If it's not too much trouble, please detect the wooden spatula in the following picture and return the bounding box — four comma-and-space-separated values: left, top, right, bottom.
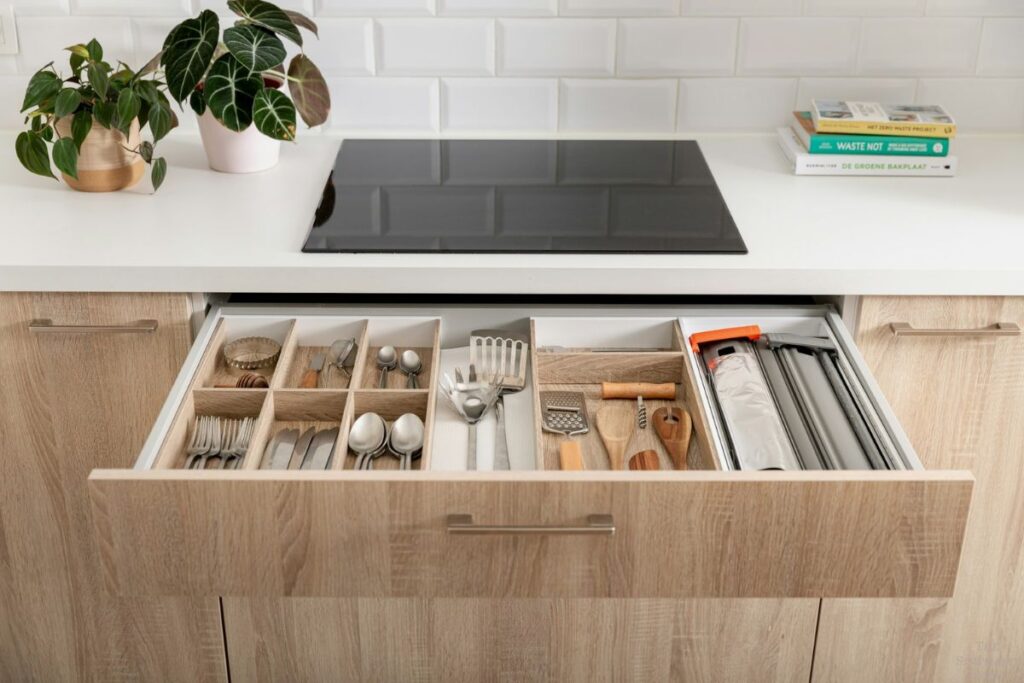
652, 407, 691, 470
596, 403, 634, 470
629, 450, 660, 470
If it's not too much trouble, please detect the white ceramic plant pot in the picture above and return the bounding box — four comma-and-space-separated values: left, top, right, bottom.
196, 109, 280, 174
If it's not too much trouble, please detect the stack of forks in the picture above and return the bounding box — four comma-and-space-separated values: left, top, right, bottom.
184, 416, 256, 470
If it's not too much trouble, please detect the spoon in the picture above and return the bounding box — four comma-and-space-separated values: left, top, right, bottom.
464, 397, 486, 470
376, 346, 398, 389
399, 349, 422, 389
349, 412, 386, 470
328, 338, 357, 380
389, 413, 425, 470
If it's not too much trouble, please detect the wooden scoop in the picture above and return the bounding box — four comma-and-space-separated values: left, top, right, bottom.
652, 407, 691, 470
596, 403, 634, 470
629, 450, 660, 470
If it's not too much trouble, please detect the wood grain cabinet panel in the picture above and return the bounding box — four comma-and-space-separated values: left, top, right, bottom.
0, 293, 226, 682
814, 296, 1024, 683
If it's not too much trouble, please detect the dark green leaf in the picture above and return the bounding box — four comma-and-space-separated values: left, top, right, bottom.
161, 10, 220, 102
138, 140, 154, 163
71, 110, 92, 149
52, 137, 79, 179
15, 131, 55, 179
88, 62, 109, 99
223, 24, 286, 74
204, 53, 263, 131
151, 157, 167, 192
189, 89, 207, 116
148, 100, 173, 141
116, 88, 141, 131
93, 100, 115, 128
138, 99, 150, 128
41, 126, 54, 142
227, 0, 302, 46
136, 80, 161, 105
287, 54, 330, 127
54, 88, 82, 118
86, 38, 103, 62
282, 9, 317, 38
21, 70, 62, 112
252, 87, 295, 141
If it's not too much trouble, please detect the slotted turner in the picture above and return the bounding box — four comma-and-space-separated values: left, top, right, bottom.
470, 329, 530, 470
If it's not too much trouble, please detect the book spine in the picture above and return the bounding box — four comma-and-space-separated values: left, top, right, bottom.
793, 156, 957, 177
807, 135, 949, 157
814, 119, 957, 138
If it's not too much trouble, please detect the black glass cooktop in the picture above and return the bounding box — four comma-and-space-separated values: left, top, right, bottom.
303, 140, 746, 254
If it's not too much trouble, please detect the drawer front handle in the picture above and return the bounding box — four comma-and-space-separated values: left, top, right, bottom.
446, 513, 615, 536
29, 318, 159, 334
890, 322, 1021, 338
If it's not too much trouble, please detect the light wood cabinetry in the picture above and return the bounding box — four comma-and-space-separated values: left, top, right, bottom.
0, 293, 226, 682
814, 296, 1024, 682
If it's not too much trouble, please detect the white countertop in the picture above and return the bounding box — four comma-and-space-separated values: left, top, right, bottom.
1, 132, 1022, 296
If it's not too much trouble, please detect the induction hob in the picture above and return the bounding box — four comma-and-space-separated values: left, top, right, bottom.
302, 140, 746, 254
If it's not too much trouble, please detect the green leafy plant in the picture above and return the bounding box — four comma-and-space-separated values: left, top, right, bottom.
16, 38, 177, 190
161, 0, 330, 140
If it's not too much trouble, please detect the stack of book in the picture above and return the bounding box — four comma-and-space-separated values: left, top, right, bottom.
777, 100, 957, 177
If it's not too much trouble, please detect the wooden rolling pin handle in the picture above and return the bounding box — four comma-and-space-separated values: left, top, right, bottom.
300, 369, 319, 389
560, 441, 585, 471
601, 382, 676, 400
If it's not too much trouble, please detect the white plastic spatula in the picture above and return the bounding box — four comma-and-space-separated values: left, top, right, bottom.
470, 329, 530, 470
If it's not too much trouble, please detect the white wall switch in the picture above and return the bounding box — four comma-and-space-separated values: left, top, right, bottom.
0, 5, 19, 55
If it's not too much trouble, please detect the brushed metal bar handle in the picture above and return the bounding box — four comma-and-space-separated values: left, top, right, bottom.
446, 513, 615, 536
29, 318, 159, 334
890, 322, 1021, 338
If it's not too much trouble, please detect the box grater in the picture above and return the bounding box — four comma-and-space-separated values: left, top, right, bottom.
539, 391, 590, 437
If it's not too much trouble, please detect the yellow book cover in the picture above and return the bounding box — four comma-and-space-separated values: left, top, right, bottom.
811, 100, 957, 138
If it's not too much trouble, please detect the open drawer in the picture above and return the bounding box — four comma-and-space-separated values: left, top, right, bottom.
88, 303, 972, 599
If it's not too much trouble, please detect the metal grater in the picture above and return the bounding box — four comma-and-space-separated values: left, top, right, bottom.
540, 391, 590, 437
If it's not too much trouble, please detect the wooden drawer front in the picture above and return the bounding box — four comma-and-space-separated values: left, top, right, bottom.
88, 470, 970, 599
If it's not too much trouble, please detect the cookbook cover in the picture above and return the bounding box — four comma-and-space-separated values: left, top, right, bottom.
791, 112, 950, 156
810, 100, 958, 138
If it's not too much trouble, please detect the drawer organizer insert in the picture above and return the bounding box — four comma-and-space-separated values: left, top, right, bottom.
146, 308, 917, 474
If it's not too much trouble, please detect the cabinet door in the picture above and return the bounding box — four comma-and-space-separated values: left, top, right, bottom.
813, 296, 1024, 683
221, 597, 817, 682
0, 293, 226, 682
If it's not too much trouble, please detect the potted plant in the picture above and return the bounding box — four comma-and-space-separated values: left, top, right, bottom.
161, 0, 330, 173
16, 39, 176, 192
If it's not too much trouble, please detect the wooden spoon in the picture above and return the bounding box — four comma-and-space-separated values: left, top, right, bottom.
596, 403, 634, 471
629, 450, 660, 470
652, 407, 692, 470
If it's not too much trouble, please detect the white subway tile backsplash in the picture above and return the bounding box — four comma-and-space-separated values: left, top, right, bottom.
796, 78, 918, 109
498, 19, 615, 76
560, 0, 679, 16
376, 19, 494, 76
678, 78, 797, 131
682, 0, 802, 16
131, 18, 179, 68
9, 0, 70, 14
927, 0, 1024, 16
303, 19, 374, 76
200, 0, 313, 10
617, 18, 736, 76
71, 0, 189, 15
316, 0, 435, 15
1, 76, 31, 128
917, 78, 1024, 131
739, 18, 859, 76
442, 78, 557, 131
858, 18, 982, 75
328, 77, 440, 131
977, 19, 1024, 76
560, 79, 677, 132
15, 16, 134, 72
806, 0, 926, 16
439, 0, 555, 15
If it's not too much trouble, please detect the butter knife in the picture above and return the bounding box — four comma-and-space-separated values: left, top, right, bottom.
268, 429, 298, 470
304, 428, 339, 470
287, 427, 317, 470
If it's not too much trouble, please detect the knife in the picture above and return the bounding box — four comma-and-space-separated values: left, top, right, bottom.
260, 431, 282, 469
303, 427, 340, 470
268, 429, 298, 470
300, 353, 327, 388
286, 427, 317, 470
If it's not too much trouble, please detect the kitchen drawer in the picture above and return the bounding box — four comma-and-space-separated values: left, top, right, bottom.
88, 304, 972, 599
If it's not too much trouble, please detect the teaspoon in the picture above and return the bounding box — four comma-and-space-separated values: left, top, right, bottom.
389, 413, 425, 470
349, 412, 386, 470
399, 349, 422, 389
376, 346, 398, 389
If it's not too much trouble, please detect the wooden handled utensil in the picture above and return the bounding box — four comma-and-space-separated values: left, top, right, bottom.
628, 450, 660, 470
601, 382, 676, 400
596, 403, 635, 470
559, 441, 585, 471
652, 407, 691, 470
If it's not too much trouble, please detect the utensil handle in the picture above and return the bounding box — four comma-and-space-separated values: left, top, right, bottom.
300, 369, 319, 388
493, 400, 510, 470
559, 440, 585, 470
447, 514, 614, 536
28, 318, 158, 334
601, 382, 676, 400
467, 423, 477, 471
889, 322, 1021, 338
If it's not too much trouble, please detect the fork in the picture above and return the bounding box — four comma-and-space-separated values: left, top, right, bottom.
184, 416, 212, 469
193, 417, 223, 470
222, 418, 255, 469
